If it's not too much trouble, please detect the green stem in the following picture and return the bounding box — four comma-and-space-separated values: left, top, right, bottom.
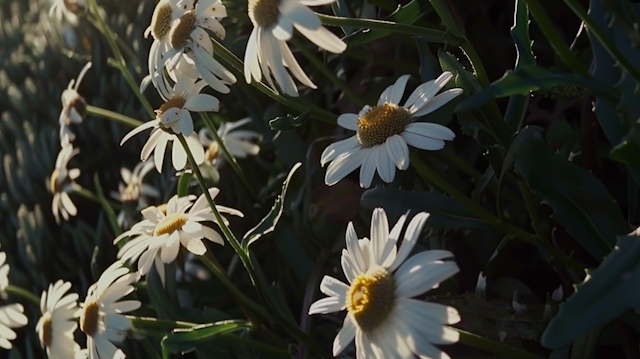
5, 285, 40, 305
524, 0, 589, 75
200, 113, 258, 200
518, 180, 550, 242
87, 0, 154, 117
459, 40, 490, 88
410, 153, 588, 270
289, 37, 365, 107
94, 174, 122, 237
72, 185, 122, 209
208, 38, 337, 123
225, 335, 291, 357
128, 316, 196, 330
317, 14, 463, 46
561, 0, 640, 82
458, 330, 546, 359
86, 105, 142, 128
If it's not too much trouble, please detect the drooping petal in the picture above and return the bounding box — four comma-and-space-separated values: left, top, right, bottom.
325, 148, 368, 186
294, 24, 347, 54
308, 296, 344, 315
401, 131, 445, 151
389, 212, 430, 272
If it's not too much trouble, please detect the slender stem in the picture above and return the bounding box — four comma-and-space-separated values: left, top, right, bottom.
87, 0, 154, 117
458, 330, 546, 359
93, 174, 122, 236
289, 37, 365, 107
72, 185, 122, 209
459, 40, 490, 88
5, 285, 40, 305
86, 105, 142, 128
524, 0, 589, 75
200, 113, 258, 200
208, 37, 338, 123
317, 14, 464, 46
410, 153, 588, 270
224, 335, 291, 357
561, 0, 640, 82
128, 316, 196, 330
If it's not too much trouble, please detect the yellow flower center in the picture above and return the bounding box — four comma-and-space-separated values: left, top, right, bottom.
80, 300, 100, 336
346, 265, 396, 333
154, 213, 188, 236
41, 312, 53, 347
248, 0, 282, 28
157, 96, 186, 118
156, 203, 168, 215
170, 10, 197, 49
121, 182, 140, 203
150, 1, 173, 40
49, 169, 60, 194
356, 102, 412, 148
205, 141, 220, 163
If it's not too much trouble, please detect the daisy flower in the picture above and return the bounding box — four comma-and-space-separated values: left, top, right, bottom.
309, 208, 461, 358
156, 0, 236, 94
79, 261, 141, 359
50, 0, 87, 25
198, 118, 260, 165
120, 77, 213, 173
114, 188, 243, 277
0, 304, 28, 350
36, 280, 82, 359
49, 144, 81, 223
58, 62, 91, 146
321, 72, 463, 188
111, 161, 160, 229
0, 252, 8, 297
244, 0, 347, 96
142, 0, 194, 95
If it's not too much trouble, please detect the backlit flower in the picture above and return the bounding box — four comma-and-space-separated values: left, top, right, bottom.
58, 62, 91, 146
309, 208, 461, 358
50, 0, 87, 25
321, 73, 463, 188
244, 0, 346, 96
114, 188, 242, 276
80, 261, 141, 359
0, 304, 28, 350
36, 280, 82, 359
49, 144, 81, 223
199, 118, 260, 165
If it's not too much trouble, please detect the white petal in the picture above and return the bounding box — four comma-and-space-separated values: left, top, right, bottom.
370, 208, 389, 267
359, 148, 377, 188
120, 120, 160, 146
279, 1, 321, 30
401, 131, 445, 151
411, 89, 464, 117
320, 136, 359, 166
320, 275, 349, 298
186, 133, 205, 165
404, 122, 455, 141
184, 94, 220, 112
397, 297, 461, 325
405, 72, 454, 108
390, 212, 430, 272
385, 134, 410, 170
325, 148, 368, 186
172, 141, 188, 170
341, 249, 359, 283
333, 315, 357, 356
294, 24, 347, 54
337, 113, 359, 131
389, 75, 411, 105
308, 296, 344, 315
345, 222, 365, 273
376, 144, 395, 183
272, 18, 294, 41
279, 40, 316, 88
395, 259, 459, 298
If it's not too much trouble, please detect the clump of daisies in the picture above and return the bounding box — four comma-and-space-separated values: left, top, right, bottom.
321, 72, 463, 188
244, 0, 347, 96
309, 208, 461, 358
199, 118, 261, 166
36, 280, 82, 359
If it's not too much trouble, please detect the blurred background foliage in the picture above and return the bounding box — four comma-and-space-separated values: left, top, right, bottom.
2, 0, 640, 357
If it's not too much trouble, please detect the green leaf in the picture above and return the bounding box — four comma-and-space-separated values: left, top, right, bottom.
268, 113, 310, 131
177, 172, 192, 197
514, 133, 628, 260
361, 188, 494, 231
161, 320, 251, 354
511, 0, 535, 69
345, 0, 429, 47
500, 125, 543, 181
428, 0, 465, 38
610, 120, 640, 172
242, 162, 301, 249
542, 233, 640, 348
457, 65, 619, 113
438, 50, 483, 96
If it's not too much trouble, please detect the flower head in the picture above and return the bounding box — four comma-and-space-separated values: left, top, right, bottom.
244, 0, 346, 96
152, 0, 236, 94
199, 118, 260, 165
309, 208, 461, 358
49, 144, 81, 223
114, 188, 242, 276
80, 261, 141, 359
50, 0, 87, 25
36, 280, 82, 359
321, 73, 463, 188
0, 303, 28, 349
58, 62, 91, 146
121, 77, 213, 173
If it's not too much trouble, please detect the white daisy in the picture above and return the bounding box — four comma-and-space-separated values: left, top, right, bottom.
79, 261, 141, 359
120, 77, 213, 173
0, 303, 28, 350
244, 0, 347, 96
321, 72, 463, 188
114, 188, 243, 277
309, 208, 461, 358
36, 280, 82, 359
198, 118, 260, 165
141, 0, 194, 95
155, 0, 236, 94
0, 252, 8, 298
111, 161, 160, 229
58, 62, 92, 146
49, 144, 81, 223
50, 0, 87, 26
